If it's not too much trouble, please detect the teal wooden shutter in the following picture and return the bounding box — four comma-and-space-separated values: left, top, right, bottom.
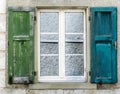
8, 7, 34, 84
90, 7, 117, 83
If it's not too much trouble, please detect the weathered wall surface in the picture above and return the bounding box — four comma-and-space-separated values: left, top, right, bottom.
0, 0, 6, 89
0, 0, 120, 94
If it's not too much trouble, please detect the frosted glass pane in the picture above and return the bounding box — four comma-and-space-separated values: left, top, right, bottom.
65, 43, 83, 54
40, 56, 59, 76
65, 12, 83, 33
66, 34, 83, 41
65, 55, 84, 76
40, 12, 59, 33
40, 43, 58, 54
40, 34, 58, 41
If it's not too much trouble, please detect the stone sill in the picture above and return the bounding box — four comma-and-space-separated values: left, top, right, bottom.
29, 83, 97, 90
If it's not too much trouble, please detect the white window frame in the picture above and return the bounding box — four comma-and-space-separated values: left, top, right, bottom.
37, 9, 87, 82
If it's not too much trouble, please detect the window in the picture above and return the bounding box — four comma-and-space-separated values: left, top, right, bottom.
37, 10, 86, 82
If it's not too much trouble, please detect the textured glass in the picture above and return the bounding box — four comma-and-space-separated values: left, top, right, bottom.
65, 12, 83, 33
65, 43, 83, 54
65, 55, 84, 76
40, 43, 58, 54
40, 34, 58, 41
66, 34, 83, 41
40, 56, 59, 76
40, 12, 59, 33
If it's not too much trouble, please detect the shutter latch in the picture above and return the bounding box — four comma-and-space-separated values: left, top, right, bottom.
113, 41, 117, 49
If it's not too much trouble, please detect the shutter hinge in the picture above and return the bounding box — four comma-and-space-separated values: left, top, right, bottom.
8, 41, 9, 46
34, 16, 36, 21
8, 76, 13, 84
33, 71, 37, 76
89, 16, 91, 21
89, 71, 91, 76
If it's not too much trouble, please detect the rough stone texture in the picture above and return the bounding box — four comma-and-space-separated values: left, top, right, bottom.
0, 0, 6, 13
28, 89, 120, 94
0, 89, 26, 94
0, 89, 120, 94
92, 0, 117, 6
8, 0, 92, 6
0, 52, 5, 70
0, 70, 5, 88
0, 15, 6, 32
0, 33, 6, 51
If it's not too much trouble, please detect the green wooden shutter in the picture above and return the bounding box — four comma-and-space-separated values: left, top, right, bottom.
8, 7, 34, 84
90, 7, 117, 83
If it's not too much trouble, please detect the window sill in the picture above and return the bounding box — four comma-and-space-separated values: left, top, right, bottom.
29, 82, 97, 89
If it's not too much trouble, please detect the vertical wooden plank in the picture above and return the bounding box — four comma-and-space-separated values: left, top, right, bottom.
111, 8, 117, 83
29, 11, 34, 83
8, 11, 13, 84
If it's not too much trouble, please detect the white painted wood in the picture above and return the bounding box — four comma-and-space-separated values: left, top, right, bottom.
41, 33, 58, 34
59, 10, 65, 77
65, 33, 84, 34
37, 10, 41, 82
38, 9, 86, 82
40, 40, 58, 42
66, 54, 83, 56
83, 10, 87, 80
41, 54, 58, 56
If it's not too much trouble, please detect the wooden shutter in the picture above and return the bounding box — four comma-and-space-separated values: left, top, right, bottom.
90, 7, 117, 83
8, 7, 34, 84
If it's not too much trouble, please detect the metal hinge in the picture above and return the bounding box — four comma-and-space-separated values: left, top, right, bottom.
89, 16, 91, 21
89, 71, 91, 76
34, 16, 36, 21
33, 71, 37, 76
8, 41, 9, 46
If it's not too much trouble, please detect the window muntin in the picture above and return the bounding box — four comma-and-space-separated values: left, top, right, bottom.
38, 10, 86, 82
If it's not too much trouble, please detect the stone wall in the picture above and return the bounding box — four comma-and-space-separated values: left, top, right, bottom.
0, 0, 6, 89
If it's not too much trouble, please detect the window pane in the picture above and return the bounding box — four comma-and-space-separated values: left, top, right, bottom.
40, 56, 59, 76
65, 43, 83, 54
40, 43, 58, 54
40, 12, 59, 33
40, 34, 58, 41
65, 12, 84, 33
40, 12, 59, 77
66, 34, 83, 42
65, 55, 84, 76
